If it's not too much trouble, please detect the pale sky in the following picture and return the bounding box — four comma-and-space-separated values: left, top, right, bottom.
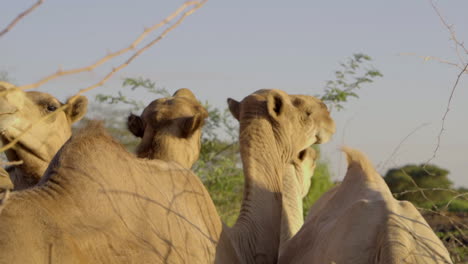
1, 0, 467, 186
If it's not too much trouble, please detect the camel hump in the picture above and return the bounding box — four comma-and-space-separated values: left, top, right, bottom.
173, 88, 196, 100
341, 146, 380, 183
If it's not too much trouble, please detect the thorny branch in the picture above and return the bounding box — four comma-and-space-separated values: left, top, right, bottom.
74, 0, 207, 97
0, 0, 45, 38
429, 0, 468, 56
401, 1, 468, 74
425, 62, 468, 166
6, 0, 205, 92
399, 53, 468, 74
0, 0, 208, 154
377, 122, 429, 172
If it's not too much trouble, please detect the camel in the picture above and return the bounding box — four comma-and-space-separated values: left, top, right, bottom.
130, 89, 330, 262
127, 88, 208, 168
0, 121, 222, 263
278, 147, 453, 264
0, 81, 88, 190
224, 90, 335, 263
280, 147, 317, 248
0, 89, 335, 263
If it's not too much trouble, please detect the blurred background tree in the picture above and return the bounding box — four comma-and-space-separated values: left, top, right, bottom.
385, 164, 468, 212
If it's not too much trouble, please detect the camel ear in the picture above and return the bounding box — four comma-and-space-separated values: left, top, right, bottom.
66, 96, 88, 123
227, 98, 240, 121
266, 92, 286, 120
127, 114, 144, 138
173, 88, 196, 101
180, 113, 206, 138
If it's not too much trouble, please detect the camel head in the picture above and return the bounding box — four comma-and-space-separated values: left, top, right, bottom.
0, 82, 88, 185
127, 88, 208, 168
228, 89, 335, 162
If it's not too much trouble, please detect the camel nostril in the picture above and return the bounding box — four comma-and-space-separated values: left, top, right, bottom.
315, 134, 322, 144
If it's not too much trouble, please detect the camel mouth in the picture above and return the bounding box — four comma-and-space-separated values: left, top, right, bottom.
315, 134, 323, 144
1, 134, 47, 164
315, 126, 335, 144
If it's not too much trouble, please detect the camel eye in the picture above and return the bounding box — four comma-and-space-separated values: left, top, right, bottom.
46, 105, 57, 112
306, 111, 312, 116
293, 98, 303, 107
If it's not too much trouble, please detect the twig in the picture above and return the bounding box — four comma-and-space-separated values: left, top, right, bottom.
0, 0, 45, 38
400, 168, 439, 210
0, 104, 70, 153
10, 1, 204, 92
443, 192, 468, 211
377, 122, 429, 171
425, 62, 468, 166
429, 0, 468, 55
399, 53, 468, 74
0, 160, 24, 167
393, 187, 465, 198
417, 206, 468, 232
74, 0, 207, 97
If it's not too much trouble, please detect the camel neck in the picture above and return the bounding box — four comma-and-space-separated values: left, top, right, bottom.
230, 119, 285, 264
8, 166, 42, 191
279, 163, 304, 248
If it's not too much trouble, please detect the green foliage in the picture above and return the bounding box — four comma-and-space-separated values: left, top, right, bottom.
95, 77, 169, 111
440, 199, 468, 212
302, 160, 334, 216
383, 164, 468, 210
320, 53, 383, 111
194, 139, 243, 226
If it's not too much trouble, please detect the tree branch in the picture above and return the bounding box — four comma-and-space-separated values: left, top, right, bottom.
13, 1, 205, 91
0, 0, 44, 38
0, 1, 208, 153
425, 62, 468, 166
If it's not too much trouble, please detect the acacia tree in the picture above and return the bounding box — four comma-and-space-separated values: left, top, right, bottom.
385, 164, 452, 207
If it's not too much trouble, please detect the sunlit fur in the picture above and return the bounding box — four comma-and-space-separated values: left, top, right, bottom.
128, 88, 208, 169
278, 147, 452, 264
226, 89, 335, 263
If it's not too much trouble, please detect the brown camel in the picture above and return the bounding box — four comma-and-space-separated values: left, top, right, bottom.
278, 147, 453, 264
127, 88, 208, 168
0, 89, 335, 263
0, 81, 88, 190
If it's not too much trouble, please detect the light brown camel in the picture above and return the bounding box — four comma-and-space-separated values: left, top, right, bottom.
0, 81, 88, 190
278, 147, 453, 264
224, 90, 335, 263
280, 147, 317, 248
0, 89, 335, 263
0, 121, 222, 263
127, 88, 208, 169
